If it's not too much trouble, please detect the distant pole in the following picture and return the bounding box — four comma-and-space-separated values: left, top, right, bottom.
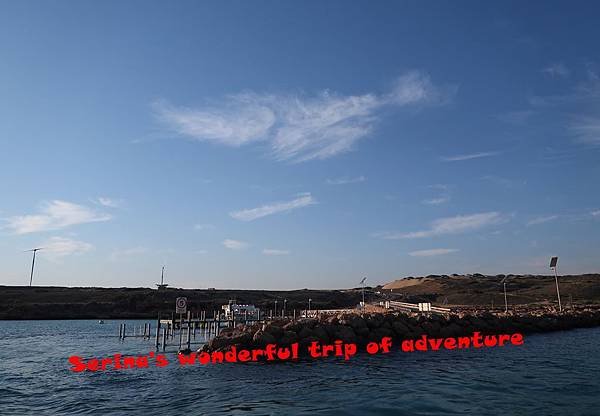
283, 299, 287, 317
360, 277, 367, 311
550, 256, 562, 312
161, 266, 165, 285
308, 298, 312, 312
503, 281, 508, 313
26, 248, 43, 287
274, 300, 278, 318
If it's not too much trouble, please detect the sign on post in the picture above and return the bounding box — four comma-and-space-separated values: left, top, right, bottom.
175, 297, 187, 314
418, 302, 432, 312
550, 256, 558, 268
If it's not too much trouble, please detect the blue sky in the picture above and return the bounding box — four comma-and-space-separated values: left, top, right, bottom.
1, 1, 599, 289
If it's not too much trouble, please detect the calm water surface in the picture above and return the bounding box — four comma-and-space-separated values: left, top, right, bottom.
0, 320, 599, 415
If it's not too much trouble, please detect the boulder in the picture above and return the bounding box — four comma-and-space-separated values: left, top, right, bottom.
279, 330, 298, 346
253, 330, 277, 347
263, 323, 284, 339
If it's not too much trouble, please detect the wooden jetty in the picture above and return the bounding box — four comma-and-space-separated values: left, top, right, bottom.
117, 307, 302, 352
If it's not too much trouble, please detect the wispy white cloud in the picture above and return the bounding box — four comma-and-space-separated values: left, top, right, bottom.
542, 63, 570, 78
193, 223, 215, 231
530, 66, 600, 107
481, 175, 526, 189
408, 248, 458, 257
40, 237, 94, 259
570, 116, 600, 145
262, 249, 290, 256
230, 193, 316, 221
222, 239, 248, 250
326, 175, 366, 185
387, 71, 456, 106
155, 71, 455, 163
422, 197, 449, 205
109, 246, 148, 261
527, 215, 559, 226
422, 184, 450, 205
496, 110, 536, 125
4, 200, 111, 234
94, 197, 121, 208
154, 98, 275, 147
441, 151, 500, 162
375, 211, 505, 239
591, 210, 600, 217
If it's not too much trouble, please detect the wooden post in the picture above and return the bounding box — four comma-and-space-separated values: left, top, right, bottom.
231, 308, 235, 328
186, 311, 192, 350
162, 326, 167, 352
122, 323, 126, 339
155, 313, 161, 350
170, 313, 174, 339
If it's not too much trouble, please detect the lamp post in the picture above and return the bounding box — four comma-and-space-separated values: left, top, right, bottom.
359, 277, 367, 311
502, 276, 508, 313
274, 300, 278, 318
308, 298, 312, 313
550, 256, 562, 312
283, 299, 287, 317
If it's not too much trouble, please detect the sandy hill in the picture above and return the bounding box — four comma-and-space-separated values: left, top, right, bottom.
381, 274, 600, 306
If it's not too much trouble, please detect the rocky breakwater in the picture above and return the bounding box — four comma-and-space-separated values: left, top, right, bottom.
199, 306, 600, 355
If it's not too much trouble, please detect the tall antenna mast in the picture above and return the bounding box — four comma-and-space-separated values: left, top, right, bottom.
25, 247, 44, 287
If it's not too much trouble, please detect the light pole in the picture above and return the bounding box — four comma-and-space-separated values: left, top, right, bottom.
274, 300, 278, 318
550, 256, 562, 312
283, 299, 287, 317
359, 277, 367, 311
308, 298, 312, 313
502, 276, 508, 313
26, 248, 43, 287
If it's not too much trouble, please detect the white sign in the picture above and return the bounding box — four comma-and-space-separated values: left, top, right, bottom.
418, 302, 432, 312
175, 297, 187, 314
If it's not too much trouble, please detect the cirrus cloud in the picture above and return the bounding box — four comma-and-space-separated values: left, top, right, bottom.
374, 212, 506, 239
4, 200, 111, 235
408, 248, 459, 257
39, 237, 94, 259
230, 193, 316, 222
154, 71, 455, 163
262, 249, 290, 256
222, 239, 248, 250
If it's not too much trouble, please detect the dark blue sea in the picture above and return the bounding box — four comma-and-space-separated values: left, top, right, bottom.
1, 320, 599, 415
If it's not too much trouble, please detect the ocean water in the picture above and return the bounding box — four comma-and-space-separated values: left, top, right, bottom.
0, 320, 599, 415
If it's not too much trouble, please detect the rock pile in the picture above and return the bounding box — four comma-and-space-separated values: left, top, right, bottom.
200, 307, 600, 354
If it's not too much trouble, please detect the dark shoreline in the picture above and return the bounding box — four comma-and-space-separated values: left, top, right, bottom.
0, 285, 361, 320
1, 273, 599, 320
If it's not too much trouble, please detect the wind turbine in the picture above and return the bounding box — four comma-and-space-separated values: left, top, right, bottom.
25, 247, 44, 287
156, 265, 169, 289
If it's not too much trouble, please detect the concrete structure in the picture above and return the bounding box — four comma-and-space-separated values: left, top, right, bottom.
221, 300, 258, 319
